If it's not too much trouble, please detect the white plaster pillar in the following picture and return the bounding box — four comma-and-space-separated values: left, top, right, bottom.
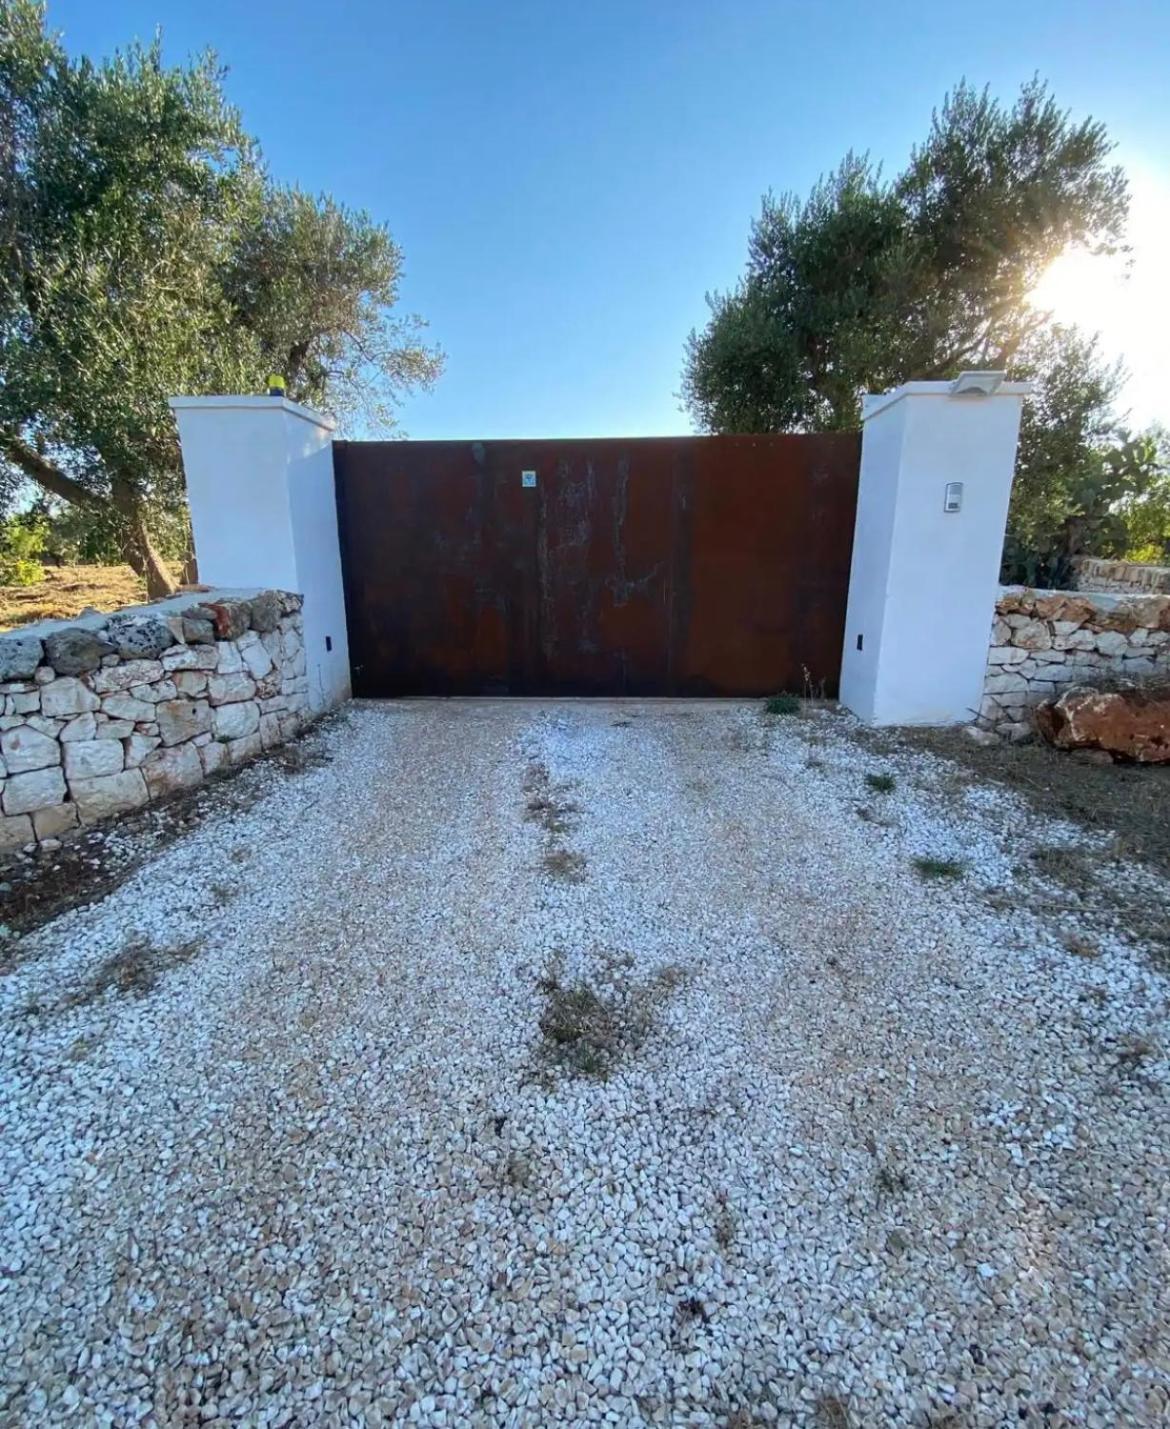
168, 395, 350, 713
839, 373, 1030, 726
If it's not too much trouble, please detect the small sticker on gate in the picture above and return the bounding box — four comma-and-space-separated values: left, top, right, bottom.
521, 470, 537, 488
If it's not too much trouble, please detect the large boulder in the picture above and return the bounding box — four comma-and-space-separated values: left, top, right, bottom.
1035, 683, 1170, 763
105, 612, 175, 660
44, 625, 115, 676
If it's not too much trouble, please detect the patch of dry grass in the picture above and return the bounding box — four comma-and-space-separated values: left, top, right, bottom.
0, 563, 182, 631
536, 958, 686, 1078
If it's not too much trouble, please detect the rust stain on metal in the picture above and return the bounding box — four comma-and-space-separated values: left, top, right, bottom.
333, 434, 860, 697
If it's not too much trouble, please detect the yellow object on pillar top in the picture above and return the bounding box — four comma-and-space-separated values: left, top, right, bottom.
266, 374, 287, 397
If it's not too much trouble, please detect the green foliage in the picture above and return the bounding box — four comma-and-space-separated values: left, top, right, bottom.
683, 78, 1159, 575
865, 772, 896, 794
1002, 334, 1167, 582
912, 857, 966, 880
0, 510, 47, 584
764, 693, 801, 715
0, 1, 441, 591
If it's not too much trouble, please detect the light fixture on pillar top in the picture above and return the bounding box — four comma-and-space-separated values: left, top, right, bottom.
266, 373, 287, 398
949, 370, 1006, 398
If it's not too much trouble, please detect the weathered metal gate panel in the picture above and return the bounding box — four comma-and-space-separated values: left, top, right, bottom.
333, 434, 860, 697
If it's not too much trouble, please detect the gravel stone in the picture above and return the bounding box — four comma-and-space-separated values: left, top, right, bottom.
0, 701, 1166, 1428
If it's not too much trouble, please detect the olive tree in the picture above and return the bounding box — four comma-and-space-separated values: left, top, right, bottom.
0, 1, 441, 595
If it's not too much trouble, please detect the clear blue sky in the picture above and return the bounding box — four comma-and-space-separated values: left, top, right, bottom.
46, 1, 1170, 439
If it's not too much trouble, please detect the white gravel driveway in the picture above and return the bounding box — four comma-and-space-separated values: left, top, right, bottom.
2, 701, 1168, 1428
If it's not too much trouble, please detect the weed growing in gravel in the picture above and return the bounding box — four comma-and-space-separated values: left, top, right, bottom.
912, 856, 965, 880
764, 693, 801, 716
714, 1192, 737, 1251
1028, 844, 1088, 882
1064, 933, 1101, 959
815, 1393, 853, 1429
526, 796, 579, 836
542, 849, 587, 883
536, 960, 684, 1078
675, 1295, 708, 1325
875, 1161, 911, 1198
64, 937, 203, 1009
1116, 1033, 1158, 1070
865, 772, 896, 794
503, 1152, 531, 1189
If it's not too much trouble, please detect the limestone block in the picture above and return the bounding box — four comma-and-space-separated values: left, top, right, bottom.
129, 680, 177, 705
249, 590, 281, 633
213, 700, 260, 741
1095, 630, 1128, 657
157, 699, 212, 747
162, 644, 219, 672
124, 733, 161, 769
70, 769, 149, 823
0, 813, 33, 851
102, 693, 155, 723
198, 741, 228, 777
215, 642, 244, 675
40, 677, 100, 718
89, 659, 164, 694
173, 671, 208, 697
64, 740, 124, 780
208, 671, 256, 705
1012, 619, 1052, 651
142, 743, 203, 799
984, 672, 1028, 695
3, 765, 67, 814
241, 640, 273, 681
259, 712, 283, 749
1, 724, 61, 773
227, 731, 263, 765
95, 719, 135, 739
32, 803, 79, 839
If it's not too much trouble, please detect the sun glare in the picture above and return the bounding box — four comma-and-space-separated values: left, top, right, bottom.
1027, 169, 1170, 426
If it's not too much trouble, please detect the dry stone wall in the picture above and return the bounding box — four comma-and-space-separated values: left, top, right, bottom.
1071, 556, 1170, 595
0, 590, 307, 853
980, 586, 1170, 740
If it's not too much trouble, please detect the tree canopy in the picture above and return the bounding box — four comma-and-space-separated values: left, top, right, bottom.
0, 0, 441, 594
683, 80, 1163, 578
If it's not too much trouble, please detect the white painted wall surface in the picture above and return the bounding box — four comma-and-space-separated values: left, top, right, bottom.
839, 377, 1028, 726
169, 396, 351, 713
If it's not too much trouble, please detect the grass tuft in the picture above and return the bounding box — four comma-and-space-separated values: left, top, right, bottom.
763, 693, 801, 716
536, 960, 684, 1079
913, 856, 965, 880
865, 772, 896, 794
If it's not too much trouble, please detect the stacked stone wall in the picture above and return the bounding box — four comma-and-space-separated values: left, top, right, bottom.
0, 590, 306, 853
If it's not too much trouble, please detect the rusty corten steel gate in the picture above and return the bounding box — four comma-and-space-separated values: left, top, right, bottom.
333, 434, 860, 698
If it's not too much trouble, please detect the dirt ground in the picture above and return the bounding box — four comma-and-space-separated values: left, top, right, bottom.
0, 563, 182, 630
888, 725, 1170, 877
